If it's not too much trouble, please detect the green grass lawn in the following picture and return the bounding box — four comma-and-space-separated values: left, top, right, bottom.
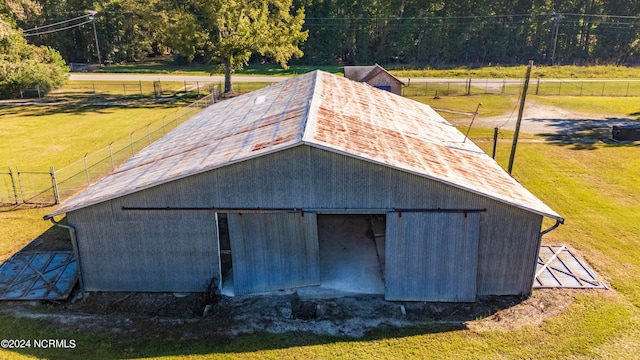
101, 57, 640, 80
1, 82, 640, 359
0, 95, 197, 260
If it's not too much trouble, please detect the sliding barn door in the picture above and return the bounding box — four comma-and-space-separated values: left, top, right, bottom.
228, 212, 319, 295
385, 212, 480, 302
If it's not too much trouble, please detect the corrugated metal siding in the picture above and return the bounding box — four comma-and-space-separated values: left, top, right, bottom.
68, 145, 542, 296
385, 212, 480, 302
476, 207, 543, 296
227, 212, 319, 295
69, 209, 219, 292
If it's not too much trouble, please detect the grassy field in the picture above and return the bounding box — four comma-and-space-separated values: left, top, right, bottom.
1, 81, 640, 358
1, 139, 639, 359
0, 96, 197, 261
101, 57, 640, 79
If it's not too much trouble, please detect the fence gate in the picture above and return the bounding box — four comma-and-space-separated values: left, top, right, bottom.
17, 167, 58, 205
0, 168, 19, 206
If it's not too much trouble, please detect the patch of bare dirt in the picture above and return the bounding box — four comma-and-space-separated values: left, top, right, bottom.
467, 288, 577, 331
448, 100, 639, 138
0, 287, 604, 339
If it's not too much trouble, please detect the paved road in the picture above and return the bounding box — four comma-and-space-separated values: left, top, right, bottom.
67, 72, 639, 137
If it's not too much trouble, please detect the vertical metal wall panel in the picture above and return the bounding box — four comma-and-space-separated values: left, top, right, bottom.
475, 206, 543, 296
228, 212, 319, 295
215, 147, 312, 208
385, 212, 480, 302
67, 145, 544, 296
69, 210, 219, 292
308, 148, 392, 208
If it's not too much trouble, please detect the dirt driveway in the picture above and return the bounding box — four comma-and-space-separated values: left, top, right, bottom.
447, 100, 639, 139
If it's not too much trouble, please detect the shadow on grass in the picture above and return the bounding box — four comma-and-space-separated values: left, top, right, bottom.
0, 223, 528, 358
0, 94, 202, 117
0, 289, 528, 358
528, 116, 640, 150
2, 320, 464, 359
20, 219, 72, 252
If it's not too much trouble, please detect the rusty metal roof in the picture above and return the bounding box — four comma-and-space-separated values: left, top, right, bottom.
46, 70, 562, 221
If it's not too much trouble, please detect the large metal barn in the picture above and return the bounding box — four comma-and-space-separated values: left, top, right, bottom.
45, 70, 563, 302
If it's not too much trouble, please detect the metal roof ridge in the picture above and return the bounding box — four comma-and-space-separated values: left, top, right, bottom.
301, 70, 323, 143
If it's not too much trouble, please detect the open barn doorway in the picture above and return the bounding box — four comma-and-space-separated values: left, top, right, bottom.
315, 214, 385, 295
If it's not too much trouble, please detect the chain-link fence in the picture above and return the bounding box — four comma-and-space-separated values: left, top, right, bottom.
402, 78, 640, 98
0, 169, 19, 206
1, 93, 215, 208
0, 167, 58, 207
54, 80, 221, 99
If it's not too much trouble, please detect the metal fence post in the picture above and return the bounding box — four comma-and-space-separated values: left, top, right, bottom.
558, 81, 562, 96
123, 83, 127, 96
109, 142, 114, 170
16, 166, 26, 203
626, 82, 630, 97
601, 82, 606, 96
535, 77, 540, 95
130, 132, 135, 156
83, 153, 90, 185
9, 167, 19, 205
139, 80, 143, 97
50, 166, 60, 205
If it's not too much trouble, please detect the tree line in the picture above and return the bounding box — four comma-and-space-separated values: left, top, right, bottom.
1, 0, 67, 98
16, 0, 639, 69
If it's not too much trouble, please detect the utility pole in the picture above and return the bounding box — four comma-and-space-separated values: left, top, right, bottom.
507, 60, 533, 175
549, 12, 562, 66
463, 103, 482, 143
88, 10, 101, 65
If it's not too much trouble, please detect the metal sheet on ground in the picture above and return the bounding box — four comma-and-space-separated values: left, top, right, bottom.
0, 252, 78, 300
534, 245, 606, 289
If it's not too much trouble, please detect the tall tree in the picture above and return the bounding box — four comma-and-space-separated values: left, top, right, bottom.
1, 0, 68, 98
166, 0, 308, 93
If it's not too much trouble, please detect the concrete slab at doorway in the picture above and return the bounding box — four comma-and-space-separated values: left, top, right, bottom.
315, 214, 385, 295
221, 214, 386, 298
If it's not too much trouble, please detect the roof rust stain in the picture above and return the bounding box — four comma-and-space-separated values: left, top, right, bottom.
48, 70, 562, 221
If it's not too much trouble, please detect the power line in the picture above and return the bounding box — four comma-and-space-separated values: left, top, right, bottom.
23, 19, 94, 37
22, 14, 91, 33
